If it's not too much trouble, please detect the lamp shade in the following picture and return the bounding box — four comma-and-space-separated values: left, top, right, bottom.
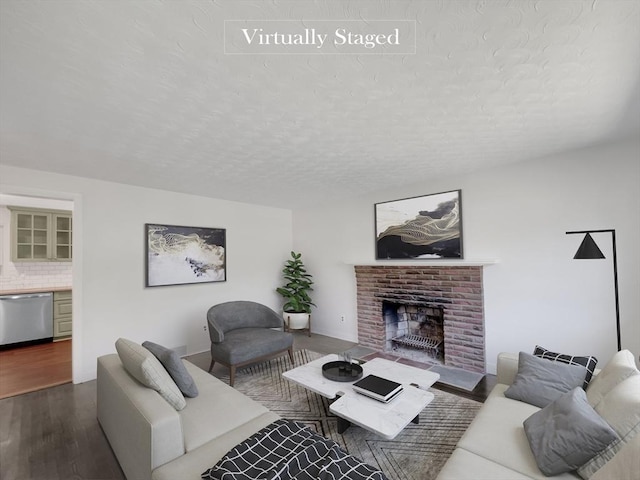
573, 233, 605, 259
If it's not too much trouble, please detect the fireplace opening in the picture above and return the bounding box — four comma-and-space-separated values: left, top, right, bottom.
383, 301, 445, 365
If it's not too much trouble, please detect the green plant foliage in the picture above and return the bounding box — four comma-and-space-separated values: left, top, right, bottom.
276, 251, 315, 313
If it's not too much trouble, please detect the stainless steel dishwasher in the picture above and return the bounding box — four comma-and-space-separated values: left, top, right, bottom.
0, 292, 53, 347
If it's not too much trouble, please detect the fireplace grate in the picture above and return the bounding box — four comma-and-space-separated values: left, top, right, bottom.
391, 334, 442, 357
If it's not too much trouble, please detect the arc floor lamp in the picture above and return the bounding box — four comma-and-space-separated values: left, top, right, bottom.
566, 229, 620, 351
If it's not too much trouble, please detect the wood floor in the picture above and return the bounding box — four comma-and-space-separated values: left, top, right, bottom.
0, 340, 72, 399
0, 379, 125, 480
0, 332, 496, 480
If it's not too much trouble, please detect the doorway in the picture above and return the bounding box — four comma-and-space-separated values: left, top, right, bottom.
0, 193, 75, 397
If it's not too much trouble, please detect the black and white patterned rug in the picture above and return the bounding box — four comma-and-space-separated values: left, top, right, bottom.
213, 349, 481, 480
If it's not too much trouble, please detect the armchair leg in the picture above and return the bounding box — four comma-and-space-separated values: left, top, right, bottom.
229, 366, 236, 387
288, 346, 294, 365
208, 358, 215, 373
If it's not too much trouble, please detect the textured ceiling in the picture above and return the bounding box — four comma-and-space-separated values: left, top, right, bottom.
1, 0, 639, 208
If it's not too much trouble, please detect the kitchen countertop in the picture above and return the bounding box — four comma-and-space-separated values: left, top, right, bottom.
0, 286, 72, 295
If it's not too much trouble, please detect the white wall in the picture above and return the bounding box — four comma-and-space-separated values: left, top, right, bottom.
293, 138, 640, 373
0, 166, 293, 383
1, 138, 637, 381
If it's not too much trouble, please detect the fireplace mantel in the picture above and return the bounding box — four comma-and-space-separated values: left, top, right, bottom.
346, 259, 498, 267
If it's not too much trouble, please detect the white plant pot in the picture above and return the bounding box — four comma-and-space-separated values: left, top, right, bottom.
283, 312, 310, 330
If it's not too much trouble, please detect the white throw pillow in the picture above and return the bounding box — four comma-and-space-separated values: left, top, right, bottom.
115, 337, 186, 410
577, 374, 640, 479
586, 349, 638, 409
590, 432, 640, 480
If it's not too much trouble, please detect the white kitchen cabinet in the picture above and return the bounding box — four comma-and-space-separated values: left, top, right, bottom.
53, 290, 72, 339
8, 207, 72, 262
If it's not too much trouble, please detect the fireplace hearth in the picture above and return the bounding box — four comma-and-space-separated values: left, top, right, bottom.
355, 265, 485, 373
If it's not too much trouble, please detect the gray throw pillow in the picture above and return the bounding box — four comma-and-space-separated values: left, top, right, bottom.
504, 351, 587, 408
115, 338, 186, 410
524, 387, 619, 476
142, 341, 199, 398
533, 345, 598, 388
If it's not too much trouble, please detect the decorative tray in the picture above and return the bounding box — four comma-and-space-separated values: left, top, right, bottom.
322, 361, 363, 382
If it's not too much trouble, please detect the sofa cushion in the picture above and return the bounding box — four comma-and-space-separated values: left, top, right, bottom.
456, 384, 580, 480
435, 448, 539, 480
179, 361, 272, 452
142, 341, 199, 398
590, 432, 640, 480
533, 345, 598, 388
586, 349, 638, 409
115, 338, 186, 410
210, 328, 293, 365
578, 374, 640, 479
505, 352, 588, 408
524, 387, 618, 476
496, 352, 520, 386
152, 411, 281, 480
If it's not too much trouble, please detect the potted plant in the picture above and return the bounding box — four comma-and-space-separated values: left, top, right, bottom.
276, 251, 315, 331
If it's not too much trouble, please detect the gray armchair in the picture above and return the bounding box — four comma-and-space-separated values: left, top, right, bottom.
207, 301, 294, 386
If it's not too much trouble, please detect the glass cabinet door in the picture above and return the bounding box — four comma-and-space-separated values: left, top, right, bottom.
54, 215, 72, 260
10, 208, 72, 262
16, 212, 50, 260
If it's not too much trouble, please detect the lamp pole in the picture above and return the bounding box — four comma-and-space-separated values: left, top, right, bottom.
566, 229, 620, 351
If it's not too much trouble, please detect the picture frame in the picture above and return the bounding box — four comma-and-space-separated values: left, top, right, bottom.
375, 190, 463, 259
145, 223, 226, 287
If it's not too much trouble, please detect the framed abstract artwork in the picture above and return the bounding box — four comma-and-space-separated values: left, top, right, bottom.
145, 223, 226, 287
375, 190, 463, 259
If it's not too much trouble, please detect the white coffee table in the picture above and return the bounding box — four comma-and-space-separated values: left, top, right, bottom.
282, 353, 440, 439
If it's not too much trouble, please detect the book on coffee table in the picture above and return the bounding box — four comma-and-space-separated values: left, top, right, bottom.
352, 374, 404, 403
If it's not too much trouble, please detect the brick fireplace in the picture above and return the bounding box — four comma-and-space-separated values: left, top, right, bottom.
355, 265, 485, 373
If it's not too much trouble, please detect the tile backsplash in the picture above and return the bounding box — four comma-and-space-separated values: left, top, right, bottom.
0, 262, 73, 292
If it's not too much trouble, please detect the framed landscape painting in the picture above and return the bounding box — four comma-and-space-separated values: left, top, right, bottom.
145, 223, 226, 287
375, 190, 463, 259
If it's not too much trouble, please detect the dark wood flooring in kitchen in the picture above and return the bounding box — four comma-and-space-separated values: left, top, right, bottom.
0, 332, 496, 480
0, 339, 72, 399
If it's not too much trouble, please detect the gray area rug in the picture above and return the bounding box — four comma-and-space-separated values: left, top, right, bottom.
213, 349, 481, 480
428, 364, 485, 392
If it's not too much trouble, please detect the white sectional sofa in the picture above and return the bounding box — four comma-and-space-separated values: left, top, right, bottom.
97, 337, 638, 480
436, 350, 640, 480
97, 353, 280, 480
